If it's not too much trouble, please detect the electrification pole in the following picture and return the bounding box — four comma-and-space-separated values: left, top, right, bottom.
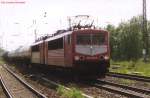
33, 20, 37, 41
142, 0, 149, 62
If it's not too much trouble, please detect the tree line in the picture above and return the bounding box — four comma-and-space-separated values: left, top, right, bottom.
106, 16, 150, 61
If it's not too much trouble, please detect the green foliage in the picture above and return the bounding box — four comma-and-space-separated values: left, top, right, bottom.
117, 78, 135, 85
57, 85, 64, 95
110, 60, 150, 77
106, 16, 146, 60
57, 85, 83, 98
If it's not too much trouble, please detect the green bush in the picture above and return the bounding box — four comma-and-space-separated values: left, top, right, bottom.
57, 85, 83, 98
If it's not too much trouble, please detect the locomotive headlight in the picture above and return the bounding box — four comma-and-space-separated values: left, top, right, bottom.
104, 55, 109, 60
75, 56, 80, 60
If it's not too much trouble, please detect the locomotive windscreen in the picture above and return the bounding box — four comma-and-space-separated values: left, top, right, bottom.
76, 33, 105, 45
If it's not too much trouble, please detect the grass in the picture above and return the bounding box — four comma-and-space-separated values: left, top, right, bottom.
116, 78, 135, 85
57, 85, 83, 98
110, 59, 150, 77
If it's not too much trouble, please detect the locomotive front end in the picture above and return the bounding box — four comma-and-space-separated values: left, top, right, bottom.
73, 30, 110, 76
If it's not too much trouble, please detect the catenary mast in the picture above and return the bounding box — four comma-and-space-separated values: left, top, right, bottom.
142, 0, 149, 61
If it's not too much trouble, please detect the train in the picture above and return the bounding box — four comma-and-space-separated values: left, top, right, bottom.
4, 15, 110, 78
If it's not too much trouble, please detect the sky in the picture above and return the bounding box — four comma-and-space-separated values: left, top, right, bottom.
0, 0, 150, 51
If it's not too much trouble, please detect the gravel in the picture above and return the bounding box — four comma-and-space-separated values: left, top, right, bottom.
0, 65, 38, 98
4, 64, 61, 98
0, 85, 7, 98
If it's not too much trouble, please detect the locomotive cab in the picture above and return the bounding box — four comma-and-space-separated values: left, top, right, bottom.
73, 30, 110, 76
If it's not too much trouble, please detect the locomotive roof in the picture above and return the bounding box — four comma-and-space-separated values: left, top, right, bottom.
31, 31, 72, 46
31, 40, 43, 46
44, 29, 107, 42
45, 31, 72, 42
31, 29, 108, 46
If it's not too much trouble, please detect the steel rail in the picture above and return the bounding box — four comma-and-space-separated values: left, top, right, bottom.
107, 72, 150, 82
0, 76, 13, 98
96, 79, 150, 94
87, 79, 150, 98
2, 64, 47, 98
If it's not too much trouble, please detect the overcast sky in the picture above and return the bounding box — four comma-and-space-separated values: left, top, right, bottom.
0, 0, 150, 51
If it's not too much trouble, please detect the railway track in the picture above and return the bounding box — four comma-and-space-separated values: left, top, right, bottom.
106, 72, 150, 82
3, 64, 93, 98
4, 63, 149, 98
0, 76, 12, 98
88, 79, 150, 98
0, 65, 47, 98
29, 74, 94, 98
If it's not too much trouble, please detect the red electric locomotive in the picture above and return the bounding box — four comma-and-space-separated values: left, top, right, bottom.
6, 15, 110, 78
31, 15, 110, 77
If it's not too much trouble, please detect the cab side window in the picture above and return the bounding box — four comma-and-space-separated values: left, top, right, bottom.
48, 37, 63, 50
31, 45, 39, 52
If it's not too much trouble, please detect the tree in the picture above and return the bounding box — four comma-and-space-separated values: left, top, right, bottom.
106, 16, 144, 61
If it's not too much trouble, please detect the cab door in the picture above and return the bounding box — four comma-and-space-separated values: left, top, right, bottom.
64, 34, 73, 67
44, 41, 48, 65
40, 41, 45, 64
